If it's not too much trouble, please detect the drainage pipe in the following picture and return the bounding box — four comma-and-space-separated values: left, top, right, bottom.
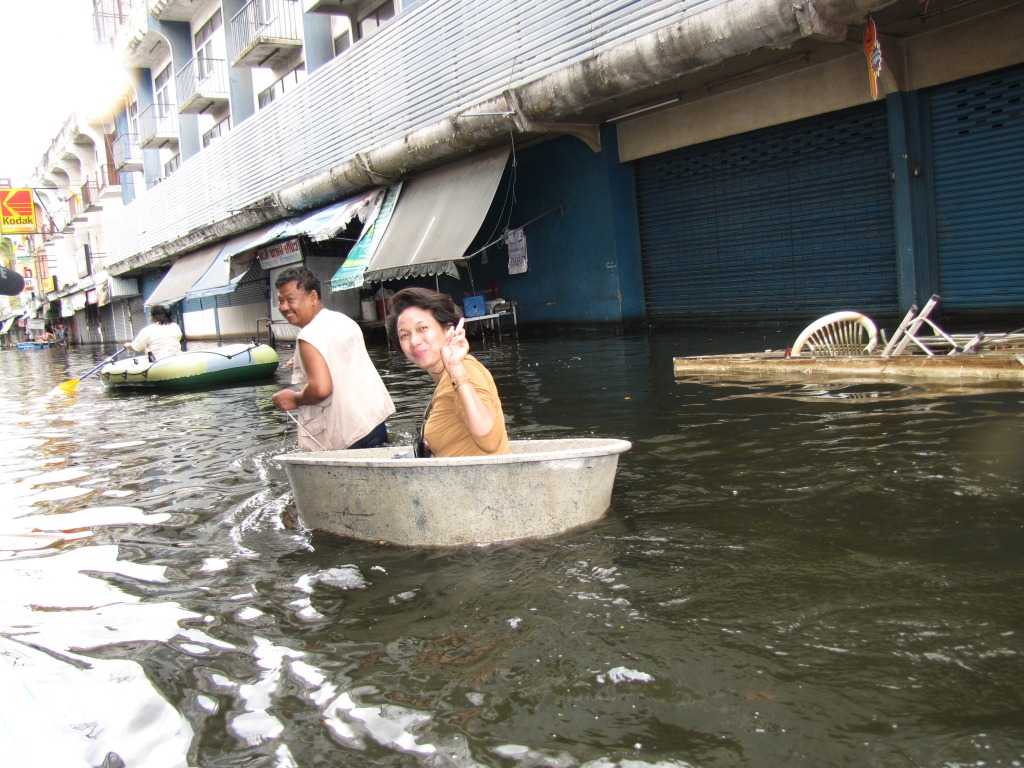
274, 0, 897, 212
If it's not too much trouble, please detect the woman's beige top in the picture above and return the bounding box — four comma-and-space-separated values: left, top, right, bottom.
424, 354, 509, 457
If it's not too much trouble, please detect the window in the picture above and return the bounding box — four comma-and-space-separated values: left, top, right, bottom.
202, 118, 229, 148
163, 154, 181, 177
331, 14, 352, 56
257, 65, 306, 109
127, 100, 139, 138
195, 10, 223, 78
358, 1, 395, 38
154, 62, 174, 115
195, 10, 222, 50
333, 29, 351, 57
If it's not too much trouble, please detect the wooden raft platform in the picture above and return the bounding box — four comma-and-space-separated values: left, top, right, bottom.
673, 351, 1024, 383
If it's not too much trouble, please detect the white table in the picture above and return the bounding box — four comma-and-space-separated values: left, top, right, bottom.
464, 307, 517, 341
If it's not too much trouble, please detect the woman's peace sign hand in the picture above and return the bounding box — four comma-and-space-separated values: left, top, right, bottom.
441, 317, 468, 369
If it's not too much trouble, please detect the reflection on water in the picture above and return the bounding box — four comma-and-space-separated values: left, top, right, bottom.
1, 332, 1023, 767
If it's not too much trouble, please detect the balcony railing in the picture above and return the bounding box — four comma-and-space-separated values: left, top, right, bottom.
93, 0, 134, 47
177, 57, 230, 114
112, 133, 144, 172
229, 0, 303, 68
138, 103, 180, 148
96, 0, 168, 66
49, 198, 78, 233
81, 164, 121, 209
70, 194, 88, 223
38, 219, 58, 242
82, 180, 99, 211
98, 163, 122, 197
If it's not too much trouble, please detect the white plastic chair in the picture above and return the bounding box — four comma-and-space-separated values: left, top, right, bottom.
791, 311, 879, 357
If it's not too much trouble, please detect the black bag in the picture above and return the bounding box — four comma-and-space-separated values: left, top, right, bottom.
413, 401, 432, 458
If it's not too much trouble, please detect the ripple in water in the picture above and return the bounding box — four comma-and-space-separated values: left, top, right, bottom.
0, 336, 1021, 766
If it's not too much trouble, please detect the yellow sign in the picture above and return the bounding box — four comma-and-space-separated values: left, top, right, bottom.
0, 188, 37, 234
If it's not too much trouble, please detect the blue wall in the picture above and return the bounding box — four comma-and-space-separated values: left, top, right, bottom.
465, 126, 645, 328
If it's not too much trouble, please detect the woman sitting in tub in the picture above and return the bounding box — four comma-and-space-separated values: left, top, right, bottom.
387, 287, 509, 458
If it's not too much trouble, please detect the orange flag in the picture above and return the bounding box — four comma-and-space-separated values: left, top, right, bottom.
863, 18, 883, 100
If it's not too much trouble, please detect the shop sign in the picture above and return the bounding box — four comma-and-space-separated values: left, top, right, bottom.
96, 279, 110, 306
0, 188, 37, 235
257, 238, 302, 269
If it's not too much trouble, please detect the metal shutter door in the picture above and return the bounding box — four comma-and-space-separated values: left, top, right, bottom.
181, 286, 266, 313
128, 297, 146, 337
111, 300, 136, 341
635, 102, 897, 322
99, 305, 117, 344
222, 281, 266, 309
929, 63, 1024, 312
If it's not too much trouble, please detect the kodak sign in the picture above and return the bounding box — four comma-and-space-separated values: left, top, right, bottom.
1, 188, 37, 235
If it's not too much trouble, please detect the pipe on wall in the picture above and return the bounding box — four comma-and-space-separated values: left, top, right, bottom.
274, 0, 897, 213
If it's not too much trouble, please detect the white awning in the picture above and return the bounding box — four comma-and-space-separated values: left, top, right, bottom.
245, 189, 384, 253
360, 148, 510, 284
0, 316, 16, 334
145, 243, 225, 307
220, 223, 279, 262
184, 223, 278, 301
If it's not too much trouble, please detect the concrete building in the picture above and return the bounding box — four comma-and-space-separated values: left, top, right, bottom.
27, 0, 1024, 346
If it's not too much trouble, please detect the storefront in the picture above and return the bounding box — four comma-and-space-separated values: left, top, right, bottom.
634, 102, 898, 323
927, 62, 1024, 315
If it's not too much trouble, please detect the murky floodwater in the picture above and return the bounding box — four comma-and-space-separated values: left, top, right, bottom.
1, 329, 1022, 768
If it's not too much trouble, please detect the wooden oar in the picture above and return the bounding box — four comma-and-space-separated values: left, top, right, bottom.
56, 347, 129, 393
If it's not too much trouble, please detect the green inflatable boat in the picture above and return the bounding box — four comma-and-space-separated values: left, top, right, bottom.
100, 342, 280, 390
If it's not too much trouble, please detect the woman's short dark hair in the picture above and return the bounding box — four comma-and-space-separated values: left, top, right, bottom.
275, 266, 321, 299
150, 305, 173, 324
386, 287, 461, 342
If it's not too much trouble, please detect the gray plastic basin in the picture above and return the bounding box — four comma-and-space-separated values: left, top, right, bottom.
275, 437, 631, 546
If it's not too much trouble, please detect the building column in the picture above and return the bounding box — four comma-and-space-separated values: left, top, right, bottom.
886, 90, 938, 314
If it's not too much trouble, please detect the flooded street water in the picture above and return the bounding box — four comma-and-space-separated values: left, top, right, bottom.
2, 329, 1022, 768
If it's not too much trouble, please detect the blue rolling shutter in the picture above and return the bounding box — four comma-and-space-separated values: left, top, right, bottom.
635, 102, 897, 322
929, 63, 1024, 312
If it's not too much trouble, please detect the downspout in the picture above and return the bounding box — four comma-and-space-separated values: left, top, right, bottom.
274, 0, 897, 213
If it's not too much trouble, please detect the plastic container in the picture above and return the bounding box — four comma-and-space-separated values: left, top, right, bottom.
463, 295, 486, 318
